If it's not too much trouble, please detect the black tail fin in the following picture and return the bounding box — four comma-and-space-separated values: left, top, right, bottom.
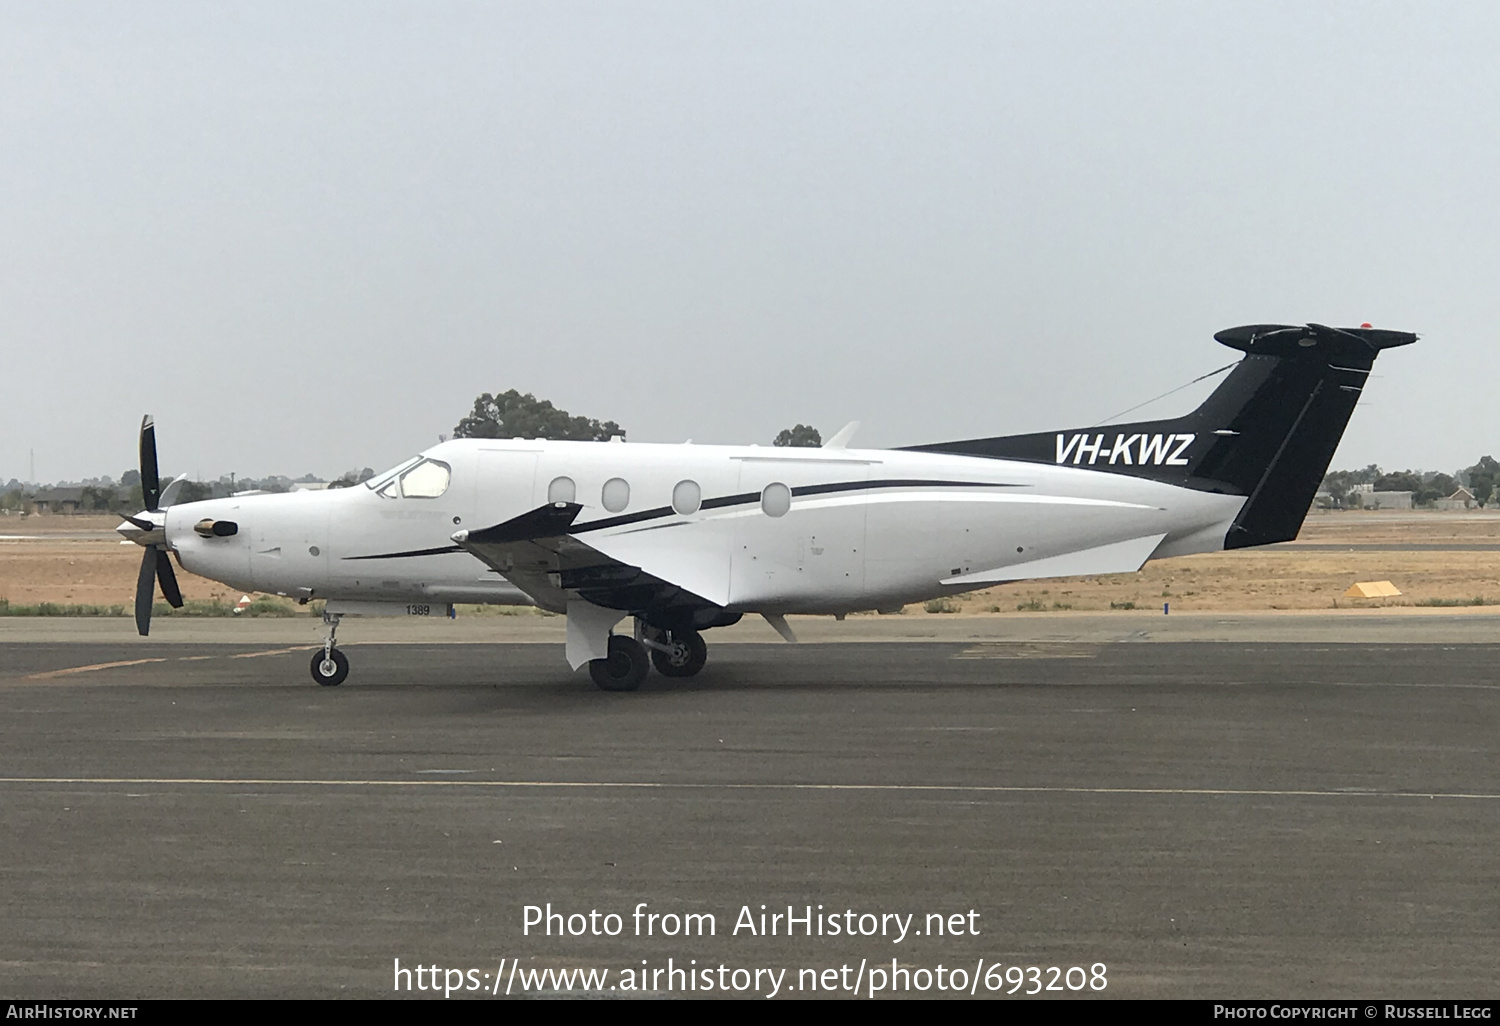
905, 323, 1418, 548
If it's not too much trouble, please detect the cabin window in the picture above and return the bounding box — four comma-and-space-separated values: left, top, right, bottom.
399, 459, 451, 499
548, 476, 576, 504
672, 480, 702, 515
602, 477, 630, 513
760, 482, 791, 518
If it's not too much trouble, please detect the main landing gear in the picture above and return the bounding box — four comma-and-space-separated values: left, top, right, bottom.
310, 611, 348, 686
587, 622, 707, 692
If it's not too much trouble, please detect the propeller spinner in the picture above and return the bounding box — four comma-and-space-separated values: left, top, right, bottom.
118, 414, 185, 636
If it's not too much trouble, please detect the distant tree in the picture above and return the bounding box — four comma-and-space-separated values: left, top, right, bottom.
773, 424, 822, 448
454, 390, 624, 442
1373, 470, 1421, 493
1465, 456, 1500, 507
177, 481, 214, 504
1417, 472, 1457, 506
79, 486, 116, 511
327, 468, 374, 489
328, 468, 373, 490
1321, 469, 1359, 507
120, 469, 141, 488
1, 489, 24, 511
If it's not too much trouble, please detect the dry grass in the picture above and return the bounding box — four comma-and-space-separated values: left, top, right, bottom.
934, 512, 1500, 614
3, 510, 1499, 615
0, 517, 234, 608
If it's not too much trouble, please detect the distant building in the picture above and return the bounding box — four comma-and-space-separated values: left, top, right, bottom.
30, 486, 85, 514
1434, 486, 1478, 511
290, 481, 329, 492
1361, 490, 1412, 510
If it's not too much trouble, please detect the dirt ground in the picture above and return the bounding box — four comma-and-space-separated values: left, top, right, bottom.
2, 510, 1498, 614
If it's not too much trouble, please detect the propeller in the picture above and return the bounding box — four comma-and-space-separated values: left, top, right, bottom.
124, 415, 184, 636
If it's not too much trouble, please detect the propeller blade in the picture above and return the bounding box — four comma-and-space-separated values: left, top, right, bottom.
140, 414, 161, 512
159, 472, 189, 508
155, 548, 183, 608
134, 546, 157, 636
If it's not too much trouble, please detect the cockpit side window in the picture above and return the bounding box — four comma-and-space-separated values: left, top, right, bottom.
399, 459, 451, 498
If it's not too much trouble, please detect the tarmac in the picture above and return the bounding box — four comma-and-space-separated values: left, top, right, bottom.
1, 612, 1497, 999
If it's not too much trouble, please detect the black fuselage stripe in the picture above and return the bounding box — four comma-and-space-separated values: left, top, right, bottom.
795, 478, 1019, 497
344, 545, 464, 560
346, 479, 1017, 558
570, 480, 1016, 533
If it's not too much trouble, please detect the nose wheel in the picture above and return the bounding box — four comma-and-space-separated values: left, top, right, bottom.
310, 612, 348, 686
311, 648, 349, 686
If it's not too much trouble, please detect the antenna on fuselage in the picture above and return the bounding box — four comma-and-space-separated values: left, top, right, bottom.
823, 421, 860, 449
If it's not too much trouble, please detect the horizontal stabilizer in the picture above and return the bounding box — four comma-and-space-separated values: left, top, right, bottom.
941, 533, 1166, 586
1213, 323, 1417, 355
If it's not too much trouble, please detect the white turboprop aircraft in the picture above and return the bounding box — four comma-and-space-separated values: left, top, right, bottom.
119, 323, 1415, 690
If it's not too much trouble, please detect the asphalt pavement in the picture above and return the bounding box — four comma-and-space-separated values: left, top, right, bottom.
1, 618, 1496, 999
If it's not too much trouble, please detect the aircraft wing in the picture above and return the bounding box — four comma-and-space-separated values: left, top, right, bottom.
451, 502, 727, 620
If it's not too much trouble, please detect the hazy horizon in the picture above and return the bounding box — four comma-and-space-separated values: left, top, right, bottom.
4, 3, 1496, 485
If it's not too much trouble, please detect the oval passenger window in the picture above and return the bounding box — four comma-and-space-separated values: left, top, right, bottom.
548, 476, 576, 504
602, 477, 630, 513
672, 480, 702, 516
760, 482, 791, 518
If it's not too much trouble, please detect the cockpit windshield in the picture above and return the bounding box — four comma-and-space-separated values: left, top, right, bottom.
367, 456, 451, 499
365, 457, 422, 491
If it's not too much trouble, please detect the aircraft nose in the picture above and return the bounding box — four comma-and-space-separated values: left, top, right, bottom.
116, 511, 165, 548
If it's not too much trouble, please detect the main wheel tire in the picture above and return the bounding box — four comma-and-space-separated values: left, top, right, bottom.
650, 629, 707, 677
310, 648, 349, 687
589, 635, 649, 692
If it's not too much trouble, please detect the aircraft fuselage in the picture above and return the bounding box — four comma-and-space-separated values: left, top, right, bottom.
166, 437, 1245, 616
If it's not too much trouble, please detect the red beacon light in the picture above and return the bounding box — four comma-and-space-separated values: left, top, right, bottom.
1360, 322, 1373, 328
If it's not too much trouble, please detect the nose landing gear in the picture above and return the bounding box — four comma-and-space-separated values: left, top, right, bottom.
310, 611, 348, 686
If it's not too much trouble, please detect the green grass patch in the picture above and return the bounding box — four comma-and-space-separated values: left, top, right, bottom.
1414, 596, 1494, 607
1016, 599, 1045, 611
0, 599, 128, 617
452, 604, 555, 617
1110, 601, 1137, 610
924, 598, 961, 614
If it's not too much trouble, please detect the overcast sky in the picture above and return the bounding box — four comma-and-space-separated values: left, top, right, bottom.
3, 1, 1496, 484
